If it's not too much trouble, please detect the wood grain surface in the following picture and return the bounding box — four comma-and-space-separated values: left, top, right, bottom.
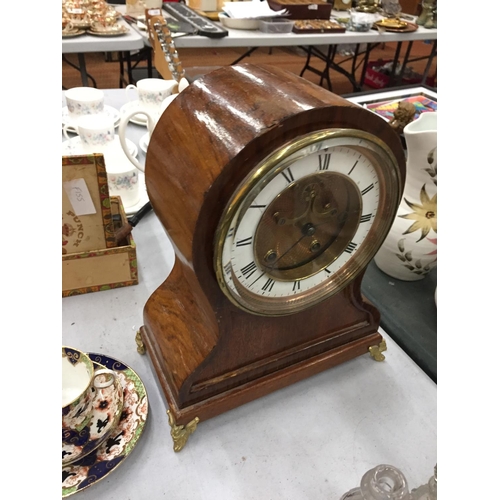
141, 64, 406, 424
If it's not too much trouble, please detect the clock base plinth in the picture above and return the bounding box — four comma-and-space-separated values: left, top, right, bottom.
138, 324, 383, 440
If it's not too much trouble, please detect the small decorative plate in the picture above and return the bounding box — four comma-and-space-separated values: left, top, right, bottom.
62, 353, 148, 498
62, 136, 138, 159
68, 20, 91, 29
62, 105, 120, 133
62, 362, 124, 466
375, 18, 408, 29
373, 20, 418, 32
62, 29, 86, 38
88, 25, 129, 37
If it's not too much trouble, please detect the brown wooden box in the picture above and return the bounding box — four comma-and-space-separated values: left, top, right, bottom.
62, 196, 138, 297
267, 0, 332, 20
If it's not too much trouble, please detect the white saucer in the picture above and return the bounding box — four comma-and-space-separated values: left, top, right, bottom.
120, 100, 160, 127
139, 133, 150, 154
62, 136, 138, 158
124, 172, 149, 216
62, 105, 120, 133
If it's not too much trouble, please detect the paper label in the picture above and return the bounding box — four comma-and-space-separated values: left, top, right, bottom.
308, 4, 318, 9
63, 179, 96, 216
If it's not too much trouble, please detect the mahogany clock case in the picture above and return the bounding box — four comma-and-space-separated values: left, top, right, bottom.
141, 64, 406, 425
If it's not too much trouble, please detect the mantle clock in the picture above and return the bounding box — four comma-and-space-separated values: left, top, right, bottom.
135, 64, 405, 451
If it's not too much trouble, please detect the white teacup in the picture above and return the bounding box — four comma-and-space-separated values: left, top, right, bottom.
65, 87, 105, 119
118, 93, 179, 172
64, 114, 115, 153
62, 346, 117, 443
105, 156, 141, 208
126, 78, 178, 112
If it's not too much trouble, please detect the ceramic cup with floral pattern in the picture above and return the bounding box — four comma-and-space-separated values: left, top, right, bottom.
105, 159, 141, 208
64, 114, 115, 153
62, 346, 117, 443
126, 78, 178, 113
65, 87, 105, 119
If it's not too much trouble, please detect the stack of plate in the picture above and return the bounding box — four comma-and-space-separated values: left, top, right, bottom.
62, 354, 148, 498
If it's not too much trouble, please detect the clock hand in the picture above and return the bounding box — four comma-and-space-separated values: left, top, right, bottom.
268, 234, 307, 270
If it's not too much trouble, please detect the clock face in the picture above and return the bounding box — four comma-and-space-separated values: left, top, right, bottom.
214, 129, 400, 316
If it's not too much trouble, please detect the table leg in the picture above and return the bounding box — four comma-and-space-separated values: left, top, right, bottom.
388, 42, 403, 86
359, 43, 374, 88
421, 40, 437, 84
77, 53, 89, 87
396, 41, 414, 86
62, 54, 97, 88
230, 47, 259, 65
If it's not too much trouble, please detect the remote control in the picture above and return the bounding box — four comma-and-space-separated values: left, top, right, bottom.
162, 2, 229, 38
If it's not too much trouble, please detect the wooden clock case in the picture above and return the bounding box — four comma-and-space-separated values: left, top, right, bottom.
139, 64, 406, 426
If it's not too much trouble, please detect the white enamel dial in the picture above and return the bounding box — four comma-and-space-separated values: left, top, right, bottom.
214, 129, 400, 316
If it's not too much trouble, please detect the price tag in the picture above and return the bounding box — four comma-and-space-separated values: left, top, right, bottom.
63, 179, 96, 216
308, 4, 318, 9
147, 8, 162, 16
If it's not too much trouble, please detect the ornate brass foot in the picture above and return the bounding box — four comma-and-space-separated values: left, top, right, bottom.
167, 410, 200, 452
369, 339, 387, 362
135, 329, 146, 355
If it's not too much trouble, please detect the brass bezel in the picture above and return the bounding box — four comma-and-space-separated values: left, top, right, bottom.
213, 128, 401, 316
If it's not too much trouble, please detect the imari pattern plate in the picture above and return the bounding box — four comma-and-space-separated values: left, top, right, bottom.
62, 354, 148, 497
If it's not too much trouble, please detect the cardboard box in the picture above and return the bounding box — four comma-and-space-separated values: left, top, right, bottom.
267, 0, 332, 20
62, 154, 116, 254
63, 196, 139, 297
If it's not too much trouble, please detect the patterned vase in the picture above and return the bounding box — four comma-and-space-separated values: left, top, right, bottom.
374, 111, 437, 281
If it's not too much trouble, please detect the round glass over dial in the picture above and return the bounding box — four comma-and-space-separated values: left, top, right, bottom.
214, 129, 401, 316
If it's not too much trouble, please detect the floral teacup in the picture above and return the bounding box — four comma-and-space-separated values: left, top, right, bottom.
126, 78, 178, 112
62, 346, 117, 445
62, 359, 123, 466
65, 87, 104, 118
63, 114, 115, 153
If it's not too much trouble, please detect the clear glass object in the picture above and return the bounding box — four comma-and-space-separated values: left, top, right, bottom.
381, 0, 402, 18
411, 465, 437, 500
340, 464, 412, 500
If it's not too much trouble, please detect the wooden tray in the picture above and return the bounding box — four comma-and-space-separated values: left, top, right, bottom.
293, 19, 346, 33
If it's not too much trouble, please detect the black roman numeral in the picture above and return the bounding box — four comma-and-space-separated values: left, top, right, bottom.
318, 153, 331, 170
262, 278, 275, 292
227, 227, 234, 238
361, 184, 374, 196
292, 280, 301, 291
241, 261, 257, 279
224, 262, 232, 275
236, 237, 252, 247
344, 242, 357, 254
250, 204, 266, 209
281, 168, 294, 184
360, 214, 372, 223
